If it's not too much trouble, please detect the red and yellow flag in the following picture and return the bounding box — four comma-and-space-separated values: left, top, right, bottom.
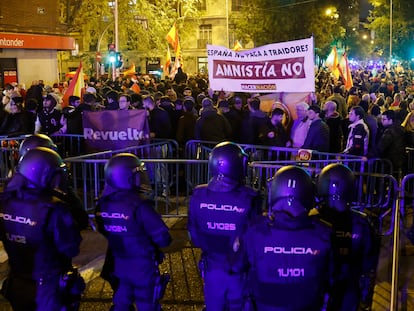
165, 46, 171, 76
166, 22, 179, 52
62, 61, 85, 107
326, 46, 340, 79
233, 40, 242, 51
123, 63, 136, 77
339, 52, 353, 90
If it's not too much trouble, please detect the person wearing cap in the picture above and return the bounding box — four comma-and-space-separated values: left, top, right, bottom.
301, 105, 330, 152
35, 93, 67, 136
194, 97, 232, 142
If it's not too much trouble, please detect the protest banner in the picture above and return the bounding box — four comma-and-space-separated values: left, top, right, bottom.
82, 110, 150, 152
208, 36, 315, 93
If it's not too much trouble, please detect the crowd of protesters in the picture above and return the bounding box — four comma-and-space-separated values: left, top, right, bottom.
1, 65, 414, 175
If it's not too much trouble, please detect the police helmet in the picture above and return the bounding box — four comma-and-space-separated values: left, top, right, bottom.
208, 141, 248, 190
17, 147, 67, 189
269, 165, 315, 217
317, 163, 355, 212
104, 153, 147, 190
19, 134, 58, 159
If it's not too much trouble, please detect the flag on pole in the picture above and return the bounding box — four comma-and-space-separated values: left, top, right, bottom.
339, 52, 353, 90
326, 46, 340, 79
166, 22, 179, 52
176, 40, 183, 68
233, 40, 242, 51
123, 64, 136, 77
165, 46, 171, 77
62, 62, 85, 107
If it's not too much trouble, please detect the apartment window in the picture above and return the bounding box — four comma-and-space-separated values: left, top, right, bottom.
232, 0, 242, 11
198, 57, 208, 74
198, 24, 212, 49
196, 0, 207, 11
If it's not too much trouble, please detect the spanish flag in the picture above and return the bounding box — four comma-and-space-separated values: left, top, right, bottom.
339, 52, 353, 90
62, 61, 85, 107
123, 64, 136, 77
326, 46, 340, 79
165, 46, 171, 76
166, 22, 179, 52
233, 40, 242, 51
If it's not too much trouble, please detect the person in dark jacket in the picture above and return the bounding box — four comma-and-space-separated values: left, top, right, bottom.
240, 97, 268, 145
96, 153, 172, 311
0, 97, 33, 136
194, 97, 232, 142
63, 95, 90, 135
188, 142, 261, 311
376, 109, 406, 179
258, 107, 289, 147
143, 95, 173, 139
323, 100, 343, 153
176, 97, 197, 148
35, 94, 67, 136
302, 105, 330, 152
0, 147, 83, 311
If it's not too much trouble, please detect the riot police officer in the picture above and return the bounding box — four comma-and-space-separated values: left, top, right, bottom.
317, 163, 378, 311
95, 153, 172, 311
0, 147, 83, 311
187, 141, 261, 311
239, 165, 333, 311
18, 133, 58, 158
5, 134, 89, 230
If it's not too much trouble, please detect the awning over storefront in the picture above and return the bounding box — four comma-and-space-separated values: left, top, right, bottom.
0, 32, 75, 50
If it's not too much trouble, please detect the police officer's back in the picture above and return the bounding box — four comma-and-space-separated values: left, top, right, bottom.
240, 165, 333, 311
188, 142, 261, 311
317, 164, 378, 311
95, 153, 172, 311
5, 134, 89, 231
0, 147, 83, 311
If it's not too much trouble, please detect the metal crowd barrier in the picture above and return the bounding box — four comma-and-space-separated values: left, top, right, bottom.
64, 140, 206, 214
248, 160, 398, 237
0, 136, 27, 185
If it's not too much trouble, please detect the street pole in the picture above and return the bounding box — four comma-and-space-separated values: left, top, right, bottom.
389, 0, 393, 66
226, 0, 229, 48
96, 22, 113, 79
113, 0, 119, 81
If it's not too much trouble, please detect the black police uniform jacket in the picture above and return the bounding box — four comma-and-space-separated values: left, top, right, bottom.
188, 183, 260, 270
241, 212, 333, 310
96, 190, 171, 281
0, 188, 82, 280
318, 208, 378, 311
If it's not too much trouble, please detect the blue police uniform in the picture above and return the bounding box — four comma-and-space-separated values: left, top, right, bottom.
96, 189, 171, 311
188, 183, 260, 311
319, 209, 377, 311
0, 188, 82, 311
241, 212, 333, 311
